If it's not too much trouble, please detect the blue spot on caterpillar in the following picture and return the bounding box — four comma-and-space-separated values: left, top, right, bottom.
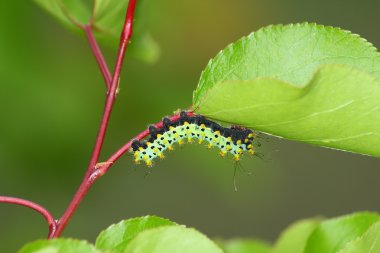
130, 112, 255, 167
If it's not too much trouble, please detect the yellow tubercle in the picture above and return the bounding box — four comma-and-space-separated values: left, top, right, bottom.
249, 149, 255, 155
237, 140, 242, 145
226, 145, 231, 151
133, 151, 139, 157
219, 151, 227, 157
187, 137, 193, 143
153, 148, 159, 152
145, 160, 153, 167
234, 154, 240, 161
184, 121, 190, 125
178, 140, 184, 145
248, 133, 254, 138
169, 126, 175, 130
138, 147, 144, 151
157, 134, 162, 138
244, 138, 249, 143
174, 133, 179, 138
168, 145, 174, 151
215, 130, 221, 135
198, 139, 203, 144
247, 144, 253, 149
207, 143, 213, 149
158, 153, 165, 159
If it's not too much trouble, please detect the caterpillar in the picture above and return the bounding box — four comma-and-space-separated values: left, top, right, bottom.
130, 112, 256, 167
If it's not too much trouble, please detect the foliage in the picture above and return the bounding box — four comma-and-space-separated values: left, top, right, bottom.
18, 213, 380, 253
217, 238, 271, 253
95, 216, 176, 253
34, 0, 159, 63
13, 1, 380, 252
194, 23, 380, 157
271, 218, 322, 253
19, 216, 222, 253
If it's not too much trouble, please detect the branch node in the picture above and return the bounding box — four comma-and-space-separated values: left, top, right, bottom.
95, 161, 113, 169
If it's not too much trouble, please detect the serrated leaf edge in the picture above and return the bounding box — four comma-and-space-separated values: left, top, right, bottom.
193, 22, 380, 106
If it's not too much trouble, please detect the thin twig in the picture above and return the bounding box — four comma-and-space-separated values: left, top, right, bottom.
83, 25, 112, 90
0, 196, 57, 238
95, 112, 195, 177
53, 0, 137, 237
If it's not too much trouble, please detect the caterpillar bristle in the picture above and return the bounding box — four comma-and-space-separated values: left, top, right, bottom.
131, 112, 257, 167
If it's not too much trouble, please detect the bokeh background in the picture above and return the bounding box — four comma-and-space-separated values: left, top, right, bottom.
1, 0, 380, 252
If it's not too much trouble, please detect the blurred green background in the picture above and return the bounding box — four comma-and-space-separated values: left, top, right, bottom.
1, 0, 380, 252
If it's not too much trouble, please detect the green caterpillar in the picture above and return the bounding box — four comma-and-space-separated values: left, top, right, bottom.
131, 112, 256, 167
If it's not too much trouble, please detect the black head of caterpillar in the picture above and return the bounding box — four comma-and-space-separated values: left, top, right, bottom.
130, 112, 256, 167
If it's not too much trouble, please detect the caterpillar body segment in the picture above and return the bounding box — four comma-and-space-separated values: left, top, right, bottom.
131, 112, 256, 167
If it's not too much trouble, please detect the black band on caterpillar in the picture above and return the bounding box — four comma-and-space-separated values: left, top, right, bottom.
130, 112, 256, 167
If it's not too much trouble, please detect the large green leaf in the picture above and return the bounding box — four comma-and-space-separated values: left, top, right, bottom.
123, 226, 223, 253
218, 238, 271, 253
33, 0, 159, 63
18, 239, 102, 253
194, 23, 380, 157
194, 23, 380, 103
95, 216, 176, 253
303, 212, 380, 253
337, 221, 380, 253
271, 218, 322, 253
195, 65, 380, 157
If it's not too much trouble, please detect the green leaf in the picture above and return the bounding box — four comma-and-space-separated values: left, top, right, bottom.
194, 23, 380, 104
195, 65, 380, 157
33, 0, 92, 29
18, 239, 102, 253
95, 216, 176, 253
271, 218, 322, 253
127, 32, 160, 64
123, 226, 223, 253
33, 0, 159, 63
92, 0, 160, 63
218, 238, 271, 253
337, 221, 380, 253
304, 212, 380, 253
194, 23, 380, 157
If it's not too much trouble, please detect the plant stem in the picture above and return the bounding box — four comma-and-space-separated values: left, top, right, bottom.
53, 0, 137, 237
0, 196, 57, 238
83, 25, 112, 90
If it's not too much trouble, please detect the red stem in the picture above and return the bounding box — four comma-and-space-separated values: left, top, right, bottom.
96, 112, 195, 176
83, 25, 112, 90
52, 0, 137, 237
0, 196, 57, 238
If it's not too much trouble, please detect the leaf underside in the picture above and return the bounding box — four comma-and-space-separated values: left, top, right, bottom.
194, 23, 380, 157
